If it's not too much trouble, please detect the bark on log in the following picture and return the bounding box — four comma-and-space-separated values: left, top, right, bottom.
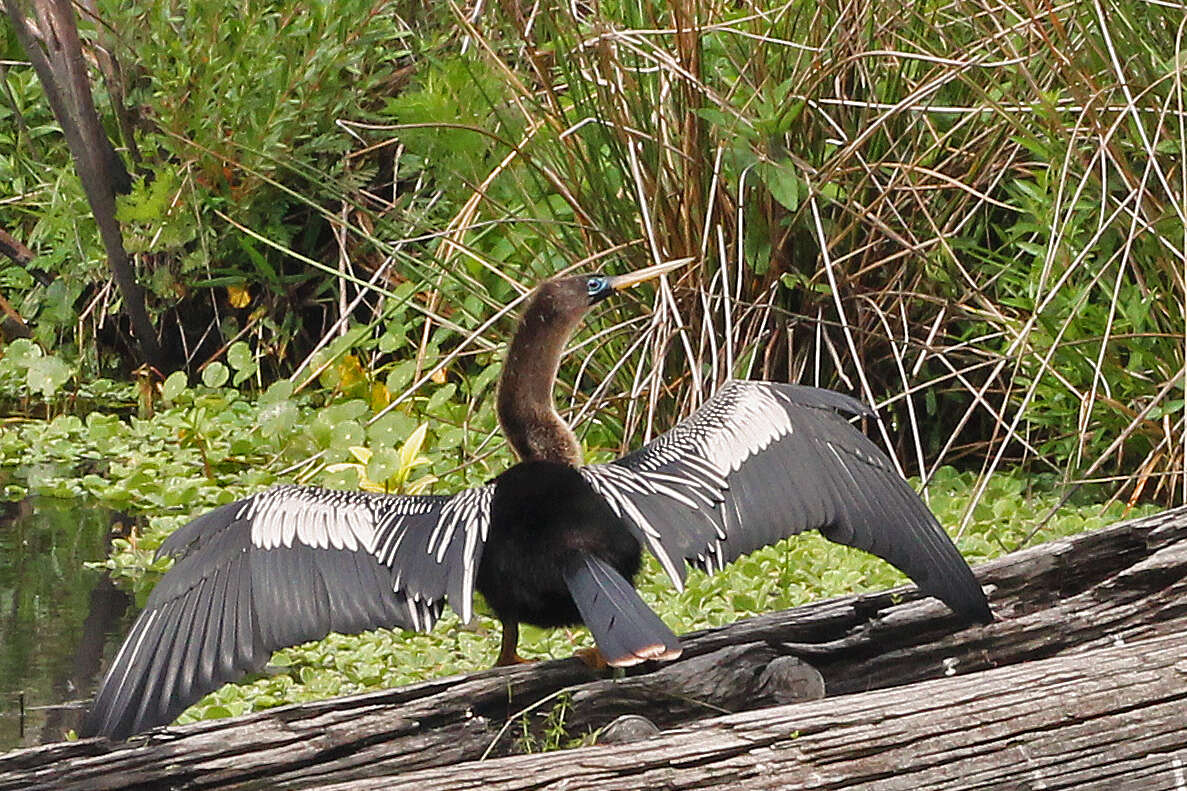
320, 628, 1187, 791
1, 506, 1185, 791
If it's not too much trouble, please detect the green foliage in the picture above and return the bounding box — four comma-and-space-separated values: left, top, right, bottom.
324, 423, 439, 495
0, 51, 103, 352
1, 0, 429, 372
381, 56, 514, 203
97, 0, 417, 266
4, 0, 1182, 499
0, 339, 72, 399
514, 693, 590, 755
115, 168, 199, 262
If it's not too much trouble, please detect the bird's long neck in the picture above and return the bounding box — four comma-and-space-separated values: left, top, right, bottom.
497, 289, 584, 465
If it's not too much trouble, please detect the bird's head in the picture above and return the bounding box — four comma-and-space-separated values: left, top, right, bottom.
501, 258, 689, 462
537, 260, 686, 319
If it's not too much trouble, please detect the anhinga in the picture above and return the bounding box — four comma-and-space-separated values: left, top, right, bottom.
83, 261, 991, 740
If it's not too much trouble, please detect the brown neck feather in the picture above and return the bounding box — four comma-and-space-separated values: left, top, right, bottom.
497, 284, 585, 465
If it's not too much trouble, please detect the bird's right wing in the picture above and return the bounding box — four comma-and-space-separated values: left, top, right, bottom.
580, 381, 990, 622
84, 483, 492, 740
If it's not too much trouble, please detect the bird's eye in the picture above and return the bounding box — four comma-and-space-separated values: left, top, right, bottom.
586, 276, 608, 296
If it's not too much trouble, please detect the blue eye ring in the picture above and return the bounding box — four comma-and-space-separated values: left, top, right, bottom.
586, 275, 608, 295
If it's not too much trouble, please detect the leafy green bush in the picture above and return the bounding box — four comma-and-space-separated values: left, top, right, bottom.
4, 0, 1182, 502
0, 339, 71, 400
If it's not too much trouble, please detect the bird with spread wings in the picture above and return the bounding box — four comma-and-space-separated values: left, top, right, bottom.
84, 261, 990, 740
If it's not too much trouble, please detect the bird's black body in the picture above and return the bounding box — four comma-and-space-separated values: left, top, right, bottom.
479, 461, 642, 628
83, 261, 991, 741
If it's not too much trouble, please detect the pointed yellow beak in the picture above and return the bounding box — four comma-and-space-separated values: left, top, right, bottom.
605, 258, 690, 291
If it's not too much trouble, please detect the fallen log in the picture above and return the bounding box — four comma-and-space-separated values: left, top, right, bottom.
1, 505, 1184, 791
318, 627, 1187, 791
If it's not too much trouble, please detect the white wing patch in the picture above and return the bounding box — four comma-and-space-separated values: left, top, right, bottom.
581, 465, 686, 589
248, 485, 383, 554
703, 385, 794, 474
647, 382, 795, 477
620, 383, 794, 486
427, 486, 491, 563
430, 486, 492, 624
244, 483, 493, 629
581, 381, 838, 588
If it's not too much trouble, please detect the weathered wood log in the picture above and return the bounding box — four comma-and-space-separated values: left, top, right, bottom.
1, 506, 1185, 791
319, 627, 1187, 791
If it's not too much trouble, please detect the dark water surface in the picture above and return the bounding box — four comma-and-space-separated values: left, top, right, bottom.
0, 497, 133, 750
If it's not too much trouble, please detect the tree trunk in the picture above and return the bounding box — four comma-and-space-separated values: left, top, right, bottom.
1, 505, 1184, 791
2, 0, 164, 369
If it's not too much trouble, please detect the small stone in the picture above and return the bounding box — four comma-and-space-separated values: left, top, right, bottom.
757, 656, 826, 704
596, 715, 660, 745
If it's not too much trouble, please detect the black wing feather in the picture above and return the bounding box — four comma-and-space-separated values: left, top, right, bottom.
582, 381, 991, 623
83, 484, 491, 740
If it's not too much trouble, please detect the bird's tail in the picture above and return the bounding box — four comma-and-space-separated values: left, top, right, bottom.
563, 553, 682, 666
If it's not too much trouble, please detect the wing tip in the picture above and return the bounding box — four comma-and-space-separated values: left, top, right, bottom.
927, 573, 993, 626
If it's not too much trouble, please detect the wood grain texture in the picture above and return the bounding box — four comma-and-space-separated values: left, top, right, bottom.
2, 506, 1184, 791
320, 628, 1187, 791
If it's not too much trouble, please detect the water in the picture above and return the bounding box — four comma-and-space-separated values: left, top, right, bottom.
0, 497, 133, 750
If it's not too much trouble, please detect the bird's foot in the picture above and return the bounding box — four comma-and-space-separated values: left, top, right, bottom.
573, 647, 609, 671
494, 652, 533, 667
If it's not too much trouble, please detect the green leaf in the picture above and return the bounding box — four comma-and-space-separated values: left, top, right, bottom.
227, 341, 253, 371
427, 384, 456, 412
385, 360, 418, 394
758, 160, 801, 212
365, 446, 402, 486
202, 362, 229, 388
258, 398, 298, 438
368, 412, 418, 448
233, 360, 259, 387
162, 371, 189, 401
330, 421, 366, 450
261, 379, 295, 405
398, 423, 430, 473
5, 338, 41, 365
25, 354, 71, 397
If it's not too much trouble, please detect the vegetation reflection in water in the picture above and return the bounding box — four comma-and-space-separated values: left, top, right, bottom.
0, 497, 130, 750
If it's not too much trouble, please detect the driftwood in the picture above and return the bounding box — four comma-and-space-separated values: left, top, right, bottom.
1, 506, 1185, 791
323, 627, 1187, 791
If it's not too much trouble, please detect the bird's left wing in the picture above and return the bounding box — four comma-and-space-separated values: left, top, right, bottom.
84, 483, 492, 740
580, 380, 990, 622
